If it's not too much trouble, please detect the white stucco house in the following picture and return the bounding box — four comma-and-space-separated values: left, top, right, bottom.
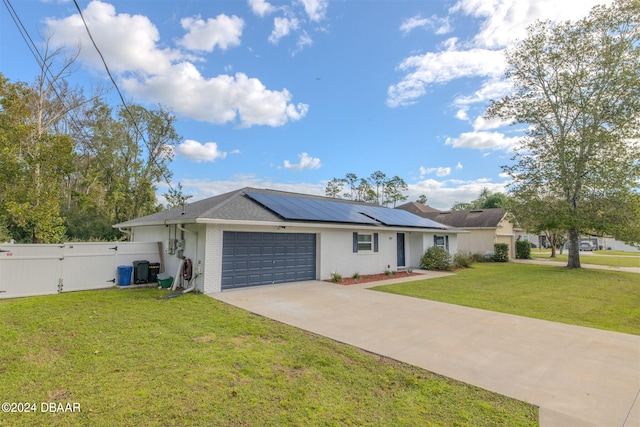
114, 188, 459, 293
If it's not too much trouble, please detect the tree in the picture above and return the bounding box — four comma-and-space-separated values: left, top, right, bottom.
369, 170, 387, 204
325, 178, 345, 198
0, 63, 78, 243
74, 101, 178, 227
451, 188, 509, 211
486, 0, 640, 268
325, 172, 409, 205
163, 182, 193, 209
354, 178, 377, 203
416, 194, 428, 205
343, 173, 358, 199
383, 176, 408, 207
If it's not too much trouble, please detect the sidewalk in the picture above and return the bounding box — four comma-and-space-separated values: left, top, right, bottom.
211, 275, 640, 427
513, 258, 640, 273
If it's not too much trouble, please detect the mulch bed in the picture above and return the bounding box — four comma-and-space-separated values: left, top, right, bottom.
326, 271, 422, 285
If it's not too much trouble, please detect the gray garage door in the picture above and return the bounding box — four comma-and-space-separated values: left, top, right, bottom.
221, 232, 316, 290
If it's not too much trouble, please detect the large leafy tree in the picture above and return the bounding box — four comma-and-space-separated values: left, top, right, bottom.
66, 100, 178, 238
486, 0, 640, 268
0, 61, 78, 243
451, 188, 508, 211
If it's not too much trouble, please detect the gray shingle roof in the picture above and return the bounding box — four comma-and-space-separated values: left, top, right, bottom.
396, 203, 507, 228
114, 187, 449, 230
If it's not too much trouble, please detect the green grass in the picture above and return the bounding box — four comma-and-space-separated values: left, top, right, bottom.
373, 263, 640, 335
530, 251, 640, 267
0, 289, 537, 427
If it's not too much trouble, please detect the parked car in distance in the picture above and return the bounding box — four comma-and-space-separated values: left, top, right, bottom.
579, 242, 595, 251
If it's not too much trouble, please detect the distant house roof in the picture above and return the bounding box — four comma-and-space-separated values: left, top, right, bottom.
395, 202, 441, 216
114, 187, 449, 230
396, 202, 507, 228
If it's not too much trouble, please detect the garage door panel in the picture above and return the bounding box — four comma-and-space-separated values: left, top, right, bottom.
222, 231, 316, 290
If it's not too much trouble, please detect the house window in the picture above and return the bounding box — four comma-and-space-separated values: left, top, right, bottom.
353, 232, 379, 253
358, 233, 372, 251
434, 235, 450, 252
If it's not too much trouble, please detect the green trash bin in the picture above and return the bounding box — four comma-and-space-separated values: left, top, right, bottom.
157, 272, 173, 289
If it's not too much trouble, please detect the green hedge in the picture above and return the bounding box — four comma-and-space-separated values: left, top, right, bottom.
492, 243, 509, 262
516, 240, 531, 259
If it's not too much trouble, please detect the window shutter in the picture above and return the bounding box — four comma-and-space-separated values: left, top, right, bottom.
445, 235, 449, 252
353, 232, 358, 253
373, 233, 379, 252
433, 235, 437, 247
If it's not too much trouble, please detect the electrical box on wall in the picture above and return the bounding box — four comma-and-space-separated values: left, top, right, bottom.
164, 239, 175, 255
175, 240, 185, 251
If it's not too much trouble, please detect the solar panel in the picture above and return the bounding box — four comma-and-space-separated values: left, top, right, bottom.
245, 192, 447, 229
359, 205, 448, 228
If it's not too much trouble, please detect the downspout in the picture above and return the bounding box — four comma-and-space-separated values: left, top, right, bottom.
118, 227, 132, 241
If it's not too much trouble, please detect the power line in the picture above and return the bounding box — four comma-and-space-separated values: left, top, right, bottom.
2, 0, 177, 196
72, 0, 175, 193
2, 0, 115, 177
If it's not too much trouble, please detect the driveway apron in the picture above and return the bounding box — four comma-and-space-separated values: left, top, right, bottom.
210, 276, 640, 427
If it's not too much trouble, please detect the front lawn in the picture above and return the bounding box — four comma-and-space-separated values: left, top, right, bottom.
373, 263, 640, 335
0, 289, 537, 427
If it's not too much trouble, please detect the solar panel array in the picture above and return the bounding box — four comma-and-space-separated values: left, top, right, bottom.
245, 192, 447, 229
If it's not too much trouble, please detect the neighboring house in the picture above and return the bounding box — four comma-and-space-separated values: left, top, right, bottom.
114, 188, 459, 293
396, 202, 517, 258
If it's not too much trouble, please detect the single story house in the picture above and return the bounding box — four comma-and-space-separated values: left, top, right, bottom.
396, 202, 517, 258
114, 188, 459, 293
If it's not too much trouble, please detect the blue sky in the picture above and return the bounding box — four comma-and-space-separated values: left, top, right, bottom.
1, 0, 610, 209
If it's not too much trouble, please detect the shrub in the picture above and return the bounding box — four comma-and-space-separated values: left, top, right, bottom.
420, 246, 453, 271
453, 251, 475, 268
331, 272, 342, 283
492, 243, 509, 262
516, 240, 532, 259
471, 252, 492, 263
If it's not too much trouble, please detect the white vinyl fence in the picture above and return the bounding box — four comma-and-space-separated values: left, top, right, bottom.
0, 242, 161, 299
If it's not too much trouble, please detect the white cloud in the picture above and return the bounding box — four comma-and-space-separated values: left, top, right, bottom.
453, 78, 512, 110
390, 0, 613, 109
177, 14, 244, 52
45, 0, 180, 75
248, 0, 275, 17
400, 14, 451, 35
121, 67, 309, 127
445, 131, 521, 151
45, 1, 307, 128
296, 31, 313, 51
283, 152, 321, 171
300, 0, 328, 22
472, 115, 508, 131
420, 166, 452, 177
408, 178, 508, 210
175, 140, 227, 162
269, 16, 300, 44
451, 0, 614, 49
456, 162, 463, 170
387, 49, 505, 107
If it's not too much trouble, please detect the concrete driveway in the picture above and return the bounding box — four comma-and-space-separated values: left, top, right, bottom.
210, 274, 640, 427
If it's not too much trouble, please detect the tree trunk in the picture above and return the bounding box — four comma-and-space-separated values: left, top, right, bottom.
567, 228, 581, 268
